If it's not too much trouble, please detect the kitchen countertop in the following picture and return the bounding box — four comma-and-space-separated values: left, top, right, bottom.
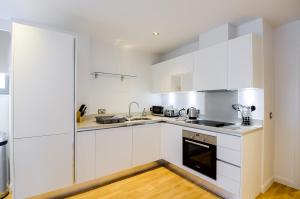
77, 115, 263, 136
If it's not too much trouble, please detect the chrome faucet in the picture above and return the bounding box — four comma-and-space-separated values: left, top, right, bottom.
128, 101, 139, 119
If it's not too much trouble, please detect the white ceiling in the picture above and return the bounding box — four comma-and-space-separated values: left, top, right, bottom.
1, 0, 300, 54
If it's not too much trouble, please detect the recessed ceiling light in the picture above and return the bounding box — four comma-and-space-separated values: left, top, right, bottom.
153, 32, 159, 36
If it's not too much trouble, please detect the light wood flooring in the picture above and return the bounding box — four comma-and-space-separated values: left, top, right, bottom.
5, 167, 300, 199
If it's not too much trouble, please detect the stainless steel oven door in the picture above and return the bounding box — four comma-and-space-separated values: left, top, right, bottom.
182, 131, 217, 180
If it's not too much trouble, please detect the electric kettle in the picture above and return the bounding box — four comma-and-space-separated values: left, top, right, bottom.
187, 107, 200, 119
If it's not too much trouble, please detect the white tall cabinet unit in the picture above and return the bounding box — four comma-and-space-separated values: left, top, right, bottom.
193, 41, 228, 91
12, 23, 75, 199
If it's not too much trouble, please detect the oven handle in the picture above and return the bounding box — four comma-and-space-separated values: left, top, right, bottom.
184, 139, 210, 148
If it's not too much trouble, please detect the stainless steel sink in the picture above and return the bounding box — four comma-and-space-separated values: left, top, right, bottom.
129, 117, 152, 121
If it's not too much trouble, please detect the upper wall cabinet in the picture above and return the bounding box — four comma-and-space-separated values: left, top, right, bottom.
151, 33, 262, 92
228, 33, 263, 90
151, 52, 195, 93
193, 41, 228, 91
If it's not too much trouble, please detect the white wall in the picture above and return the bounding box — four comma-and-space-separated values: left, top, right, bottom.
0, 95, 9, 133
238, 89, 264, 120
0, 18, 11, 32
0, 30, 10, 73
273, 20, 300, 189
159, 39, 198, 62
77, 35, 161, 114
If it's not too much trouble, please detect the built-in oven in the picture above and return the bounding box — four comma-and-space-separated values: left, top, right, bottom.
182, 130, 217, 180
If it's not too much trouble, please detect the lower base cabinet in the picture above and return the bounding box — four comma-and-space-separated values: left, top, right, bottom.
76, 131, 96, 183
95, 127, 132, 177
162, 123, 183, 166
14, 133, 73, 199
76, 123, 262, 199
132, 124, 161, 166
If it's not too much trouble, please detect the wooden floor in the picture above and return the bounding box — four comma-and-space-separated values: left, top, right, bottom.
68, 167, 220, 199
256, 182, 300, 199
5, 167, 300, 199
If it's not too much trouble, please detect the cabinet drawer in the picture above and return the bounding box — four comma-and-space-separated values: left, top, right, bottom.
217, 146, 241, 166
217, 160, 240, 182
217, 174, 240, 195
217, 134, 241, 151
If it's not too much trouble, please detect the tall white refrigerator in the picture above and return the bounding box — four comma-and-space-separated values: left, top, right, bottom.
11, 22, 75, 199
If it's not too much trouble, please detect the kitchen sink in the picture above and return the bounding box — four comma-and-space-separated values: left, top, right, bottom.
129, 117, 152, 121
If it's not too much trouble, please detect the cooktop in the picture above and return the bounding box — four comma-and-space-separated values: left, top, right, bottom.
186, 120, 234, 127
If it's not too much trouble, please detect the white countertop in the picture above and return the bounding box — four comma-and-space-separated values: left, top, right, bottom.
77, 115, 263, 136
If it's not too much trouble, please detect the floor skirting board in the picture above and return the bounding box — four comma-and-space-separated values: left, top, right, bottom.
274, 176, 300, 190
261, 176, 274, 193
30, 161, 161, 199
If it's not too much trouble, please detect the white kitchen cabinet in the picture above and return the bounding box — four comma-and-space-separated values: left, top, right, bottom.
12, 23, 75, 139
14, 133, 73, 199
12, 23, 75, 198
132, 124, 161, 166
194, 41, 228, 91
151, 52, 195, 92
228, 33, 262, 89
162, 123, 183, 166
95, 127, 132, 177
76, 131, 96, 183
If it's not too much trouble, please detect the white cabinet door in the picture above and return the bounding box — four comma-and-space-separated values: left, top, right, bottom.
132, 124, 161, 166
228, 33, 262, 89
95, 127, 132, 177
12, 23, 75, 198
12, 23, 75, 138
162, 123, 183, 166
14, 133, 73, 199
151, 61, 172, 93
76, 131, 96, 183
151, 52, 195, 92
194, 41, 228, 91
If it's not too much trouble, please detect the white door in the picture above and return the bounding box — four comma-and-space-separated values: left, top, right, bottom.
95, 127, 132, 177
76, 131, 96, 183
194, 41, 228, 91
14, 134, 73, 199
132, 124, 161, 166
12, 23, 75, 138
162, 123, 183, 166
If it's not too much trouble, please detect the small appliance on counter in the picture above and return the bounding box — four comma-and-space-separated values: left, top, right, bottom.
150, 106, 164, 116
187, 107, 200, 119
232, 104, 256, 126
164, 108, 179, 117
179, 108, 187, 117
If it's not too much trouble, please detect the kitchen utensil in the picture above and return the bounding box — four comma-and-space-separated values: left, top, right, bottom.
80, 107, 87, 117
78, 104, 86, 112
179, 108, 186, 117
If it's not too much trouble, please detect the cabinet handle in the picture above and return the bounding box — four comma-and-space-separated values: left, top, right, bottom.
185, 140, 210, 148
